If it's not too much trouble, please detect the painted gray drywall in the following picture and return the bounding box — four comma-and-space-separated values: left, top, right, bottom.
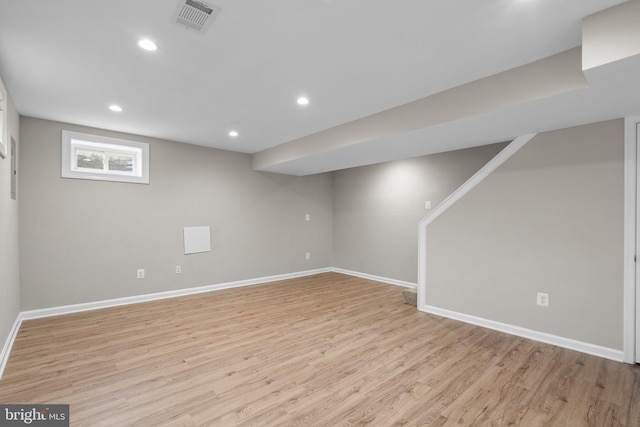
0, 76, 20, 350
19, 117, 333, 310
333, 143, 507, 283
426, 120, 624, 349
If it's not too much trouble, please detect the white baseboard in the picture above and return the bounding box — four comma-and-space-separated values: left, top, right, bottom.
2, 268, 335, 380
0, 314, 24, 380
330, 268, 417, 289
0, 268, 333, 380
16, 267, 412, 322
21, 268, 333, 321
1, 268, 622, 381
1, 267, 410, 379
418, 303, 624, 362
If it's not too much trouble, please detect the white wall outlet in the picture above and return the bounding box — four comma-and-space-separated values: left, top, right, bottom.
305, 214, 310, 221
137, 269, 145, 279
305, 252, 311, 260
176, 265, 182, 274
537, 292, 549, 307
425, 201, 432, 210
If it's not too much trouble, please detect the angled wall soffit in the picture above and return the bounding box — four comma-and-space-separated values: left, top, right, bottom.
252, 47, 587, 173
582, 0, 640, 71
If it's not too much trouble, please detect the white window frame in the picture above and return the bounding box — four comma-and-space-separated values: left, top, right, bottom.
61, 130, 149, 184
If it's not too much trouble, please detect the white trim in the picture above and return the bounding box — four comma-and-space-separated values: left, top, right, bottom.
61, 130, 150, 184
9, 266, 408, 323
417, 134, 536, 311
418, 224, 427, 311
2, 267, 399, 380
20, 268, 332, 321
0, 263, 627, 380
626, 114, 640, 363
0, 314, 23, 380
2, 269, 331, 379
419, 134, 536, 229
420, 304, 624, 362
330, 268, 417, 289
20, 266, 417, 321
415, 130, 633, 364
1, 267, 409, 378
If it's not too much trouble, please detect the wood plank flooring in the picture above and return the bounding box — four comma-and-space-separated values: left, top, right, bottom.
0, 272, 639, 426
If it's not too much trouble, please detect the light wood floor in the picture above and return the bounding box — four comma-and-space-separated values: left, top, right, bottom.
1, 272, 639, 426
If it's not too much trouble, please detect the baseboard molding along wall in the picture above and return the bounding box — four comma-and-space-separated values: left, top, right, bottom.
0, 267, 331, 380
0, 314, 23, 381
419, 303, 624, 362
412, 132, 624, 363
20, 268, 333, 321
17, 267, 413, 323
0, 267, 622, 379
330, 268, 417, 289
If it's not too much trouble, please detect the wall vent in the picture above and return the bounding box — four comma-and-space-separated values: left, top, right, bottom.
172, 0, 221, 34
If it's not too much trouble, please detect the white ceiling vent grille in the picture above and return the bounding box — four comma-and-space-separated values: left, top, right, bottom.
172, 0, 221, 34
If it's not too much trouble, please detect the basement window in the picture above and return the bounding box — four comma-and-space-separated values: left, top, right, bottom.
61, 130, 149, 184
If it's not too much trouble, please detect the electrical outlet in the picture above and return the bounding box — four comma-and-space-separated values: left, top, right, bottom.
176, 265, 182, 274
305, 214, 310, 221
537, 292, 549, 307
137, 269, 145, 279
305, 252, 311, 260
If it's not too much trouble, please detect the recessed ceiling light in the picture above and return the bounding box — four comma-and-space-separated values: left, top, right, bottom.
108, 104, 123, 112
138, 39, 157, 51
228, 130, 239, 137
297, 96, 310, 106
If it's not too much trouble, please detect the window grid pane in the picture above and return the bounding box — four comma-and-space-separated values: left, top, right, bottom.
108, 153, 135, 173
75, 150, 105, 171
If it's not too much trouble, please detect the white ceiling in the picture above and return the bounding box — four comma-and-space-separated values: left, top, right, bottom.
0, 0, 637, 175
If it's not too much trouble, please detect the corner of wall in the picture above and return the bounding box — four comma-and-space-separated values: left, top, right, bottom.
0, 73, 21, 380
417, 134, 537, 310
419, 121, 626, 361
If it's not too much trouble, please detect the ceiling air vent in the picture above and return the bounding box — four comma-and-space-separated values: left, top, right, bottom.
172, 0, 221, 34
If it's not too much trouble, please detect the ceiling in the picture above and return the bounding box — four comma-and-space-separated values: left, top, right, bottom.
0, 0, 637, 175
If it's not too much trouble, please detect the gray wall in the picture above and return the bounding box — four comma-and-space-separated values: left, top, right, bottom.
19, 117, 333, 310
0, 75, 20, 350
12, 116, 627, 351
426, 120, 624, 349
333, 143, 507, 283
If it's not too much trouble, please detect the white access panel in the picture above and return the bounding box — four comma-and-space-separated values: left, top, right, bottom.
183, 226, 211, 255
